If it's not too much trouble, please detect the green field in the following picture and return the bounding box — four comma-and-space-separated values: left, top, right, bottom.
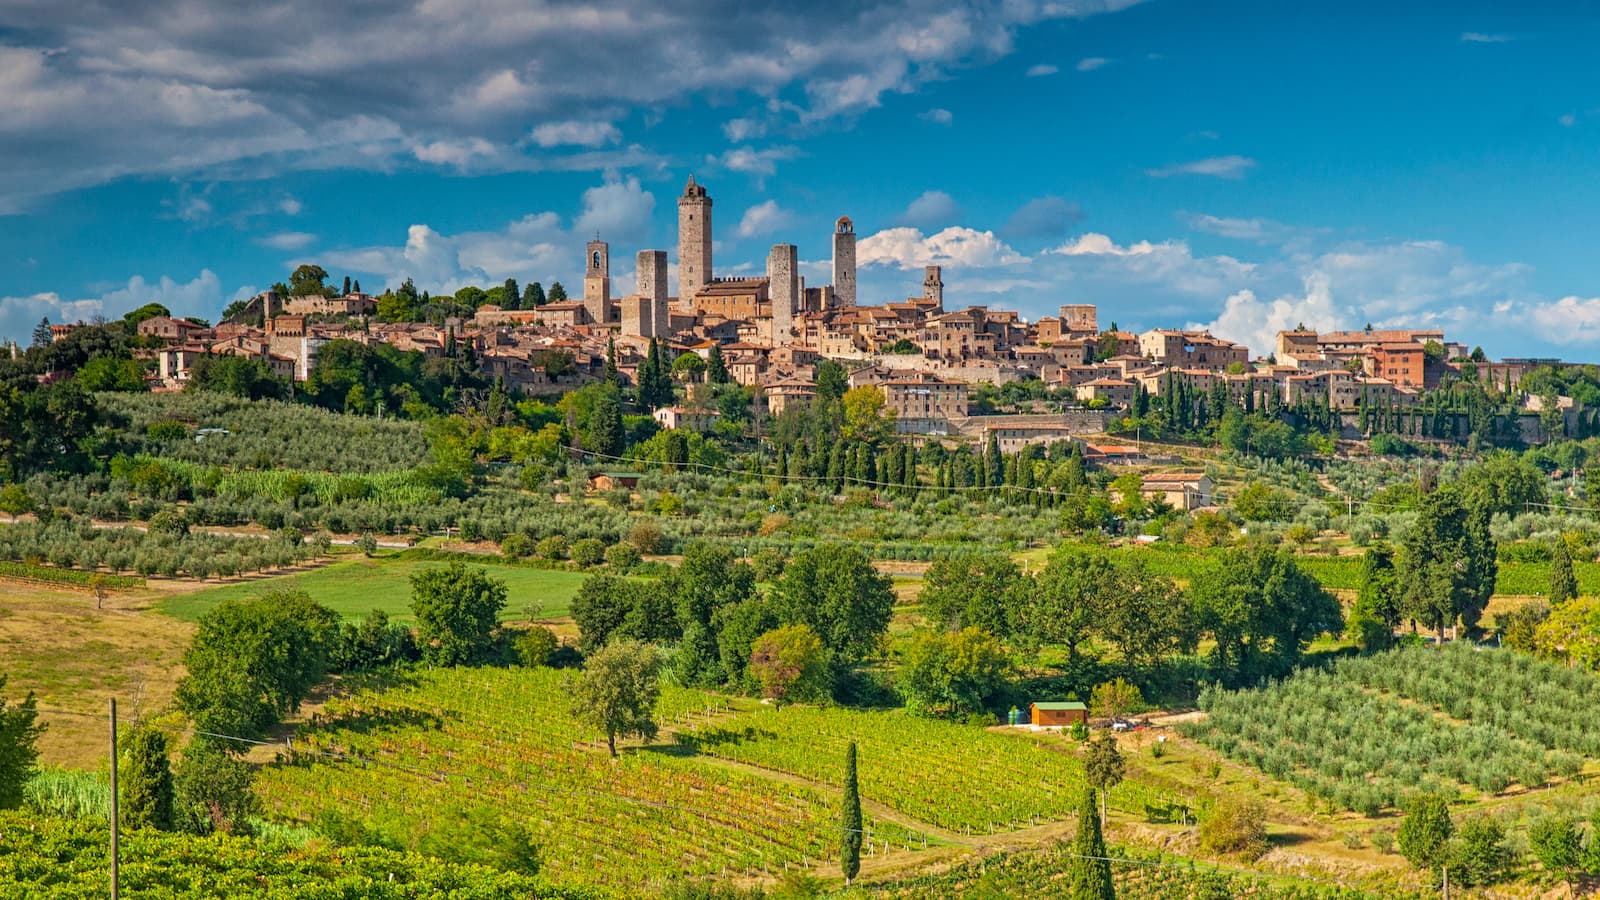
160, 553, 595, 622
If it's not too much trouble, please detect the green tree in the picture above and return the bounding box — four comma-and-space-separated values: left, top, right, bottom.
1398, 485, 1497, 643
672, 352, 707, 381
714, 597, 781, 689
1550, 537, 1577, 606
707, 343, 730, 384
771, 544, 895, 668
1085, 732, 1125, 829
1397, 794, 1453, 873
917, 551, 1021, 635
288, 264, 330, 297
122, 302, 171, 326
1449, 816, 1508, 887
840, 741, 862, 885
187, 354, 290, 401
174, 591, 338, 740
571, 639, 661, 757
0, 674, 43, 810
1193, 547, 1342, 686
748, 624, 830, 703
1528, 815, 1582, 887
1089, 678, 1142, 722
588, 386, 625, 458
1096, 558, 1191, 669
409, 563, 508, 666
897, 627, 1011, 716
816, 359, 848, 401
547, 281, 568, 302
173, 738, 258, 835
121, 725, 174, 830
501, 278, 521, 311
604, 336, 619, 387
77, 356, 146, 392
1348, 543, 1402, 652
1068, 785, 1115, 899
416, 804, 542, 875
29, 317, 51, 349
1533, 596, 1600, 670
1019, 548, 1119, 664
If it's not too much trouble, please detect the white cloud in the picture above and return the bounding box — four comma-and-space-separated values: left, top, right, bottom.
858, 226, 1025, 270
1461, 32, 1513, 43
897, 190, 961, 228
2, 269, 234, 342
1, 292, 104, 343
708, 146, 801, 186
1528, 297, 1600, 345
1026, 63, 1058, 77
1052, 233, 1157, 257
1181, 213, 1318, 247
573, 174, 656, 244
530, 120, 622, 148
722, 118, 767, 142
920, 107, 954, 125
735, 200, 794, 240
278, 196, 303, 216
411, 138, 498, 167
1146, 155, 1257, 179
1193, 274, 1344, 358
260, 231, 317, 250
1076, 57, 1109, 71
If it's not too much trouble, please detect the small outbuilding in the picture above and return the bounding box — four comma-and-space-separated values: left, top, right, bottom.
1030, 701, 1088, 727
588, 471, 643, 492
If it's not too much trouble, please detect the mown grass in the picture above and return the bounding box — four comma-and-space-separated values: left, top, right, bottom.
159, 552, 594, 623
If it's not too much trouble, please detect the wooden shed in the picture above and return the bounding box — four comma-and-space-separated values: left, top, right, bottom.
1030, 701, 1088, 727
588, 471, 643, 492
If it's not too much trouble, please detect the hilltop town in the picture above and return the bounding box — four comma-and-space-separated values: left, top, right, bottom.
40, 175, 1578, 455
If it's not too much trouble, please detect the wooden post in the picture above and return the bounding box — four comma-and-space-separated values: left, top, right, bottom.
109, 698, 119, 900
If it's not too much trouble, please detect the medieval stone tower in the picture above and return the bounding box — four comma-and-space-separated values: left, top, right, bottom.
767, 243, 798, 346
832, 216, 857, 309
923, 265, 944, 310
677, 175, 713, 308
638, 249, 669, 337
584, 239, 611, 324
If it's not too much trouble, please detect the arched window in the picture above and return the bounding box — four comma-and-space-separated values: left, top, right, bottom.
592, 251, 601, 269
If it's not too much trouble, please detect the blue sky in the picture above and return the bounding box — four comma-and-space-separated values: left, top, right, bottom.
4, 0, 1600, 356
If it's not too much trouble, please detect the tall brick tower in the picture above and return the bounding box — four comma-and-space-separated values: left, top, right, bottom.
922, 265, 944, 311
832, 216, 857, 309
637, 249, 669, 338
767, 243, 798, 347
677, 175, 712, 309
584, 239, 611, 325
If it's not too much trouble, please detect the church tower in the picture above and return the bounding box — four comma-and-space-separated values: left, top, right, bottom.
832, 216, 857, 309
677, 175, 712, 309
922, 265, 944, 311
584, 239, 610, 325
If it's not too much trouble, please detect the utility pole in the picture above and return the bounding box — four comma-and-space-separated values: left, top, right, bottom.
109, 697, 119, 900
1441, 865, 1449, 900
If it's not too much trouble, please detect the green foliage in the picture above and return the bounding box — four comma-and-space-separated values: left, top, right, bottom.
748, 624, 830, 703
329, 610, 418, 672
1447, 815, 1508, 886
570, 638, 661, 757
1068, 785, 1115, 898
1198, 796, 1268, 858
897, 627, 1010, 716
1395, 791, 1450, 868
174, 738, 259, 835
1550, 536, 1577, 605
77, 355, 147, 392
187, 354, 291, 401
1192, 547, 1341, 686
918, 551, 1021, 634
516, 627, 560, 667
569, 537, 605, 567
771, 543, 894, 668
1347, 542, 1401, 652
1528, 815, 1582, 883
175, 591, 338, 740
840, 741, 862, 884
0, 675, 43, 810
121, 725, 175, 831
416, 803, 543, 876
570, 573, 677, 651
1398, 484, 1497, 641
409, 563, 509, 666
1085, 732, 1125, 800
1089, 678, 1143, 721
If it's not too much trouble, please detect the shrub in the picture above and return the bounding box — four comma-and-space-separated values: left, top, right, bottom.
570, 538, 605, 568
1199, 797, 1268, 858
515, 627, 559, 668
355, 533, 378, 557
627, 521, 664, 555
604, 542, 641, 571
500, 532, 533, 558
535, 535, 569, 560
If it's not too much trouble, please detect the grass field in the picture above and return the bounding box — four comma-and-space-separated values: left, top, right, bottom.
0, 583, 191, 768
159, 553, 595, 623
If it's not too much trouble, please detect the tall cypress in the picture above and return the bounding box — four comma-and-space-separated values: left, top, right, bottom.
604, 337, 619, 387
840, 741, 862, 884
1551, 538, 1577, 606
1068, 785, 1115, 899
121, 726, 175, 831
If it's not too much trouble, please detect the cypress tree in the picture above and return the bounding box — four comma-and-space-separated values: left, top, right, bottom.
604, 337, 619, 387
1551, 538, 1577, 606
840, 741, 862, 884
524, 281, 546, 307
1068, 785, 1115, 899
707, 344, 730, 384
342, 275, 351, 296
121, 725, 174, 831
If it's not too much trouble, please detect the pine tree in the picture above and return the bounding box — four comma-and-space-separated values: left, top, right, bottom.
30, 318, 51, 349
121, 725, 174, 831
524, 282, 546, 308
840, 741, 862, 884
1551, 537, 1577, 606
707, 344, 730, 385
1068, 785, 1115, 899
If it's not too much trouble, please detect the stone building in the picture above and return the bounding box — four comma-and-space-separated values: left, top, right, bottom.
832, 216, 857, 308
678, 175, 713, 307
1059, 304, 1098, 333
922, 266, 944, 310
584, 239, 611, 325
767, 243, 798, 347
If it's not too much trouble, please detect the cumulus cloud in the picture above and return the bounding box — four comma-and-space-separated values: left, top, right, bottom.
1076, 57, 1109, 71
920, 107, 954, 125
278, 196, 304, 216
0, 0, 1145, 208
858, 226, 1026, 270
1146, 155, 1257, 179
572, 175, 656, 244
530, 120, 622, 148
722, 118, 767, 142
1002, 196, 1082, 240
1528, 297, 1600, 345
708, 146, 801, 186
1026, 63, 1059, 77
897, 190, 961, 228
735, 200, 794, 239
1193, 273, 1344, 358
260, 231, 317, 251
2, 269, 230, 342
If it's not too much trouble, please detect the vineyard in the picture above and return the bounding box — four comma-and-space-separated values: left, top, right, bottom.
0, 810, 594, 900
869, 844, 1425, 899
674, 706, 1201, 833
0, 518, 319, 579
1184, 644, 1600, 813
256, 668, 919, 891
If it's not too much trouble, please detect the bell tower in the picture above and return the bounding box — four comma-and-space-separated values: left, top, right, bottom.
832, 216, 856, 309
584, 239, 610, 324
